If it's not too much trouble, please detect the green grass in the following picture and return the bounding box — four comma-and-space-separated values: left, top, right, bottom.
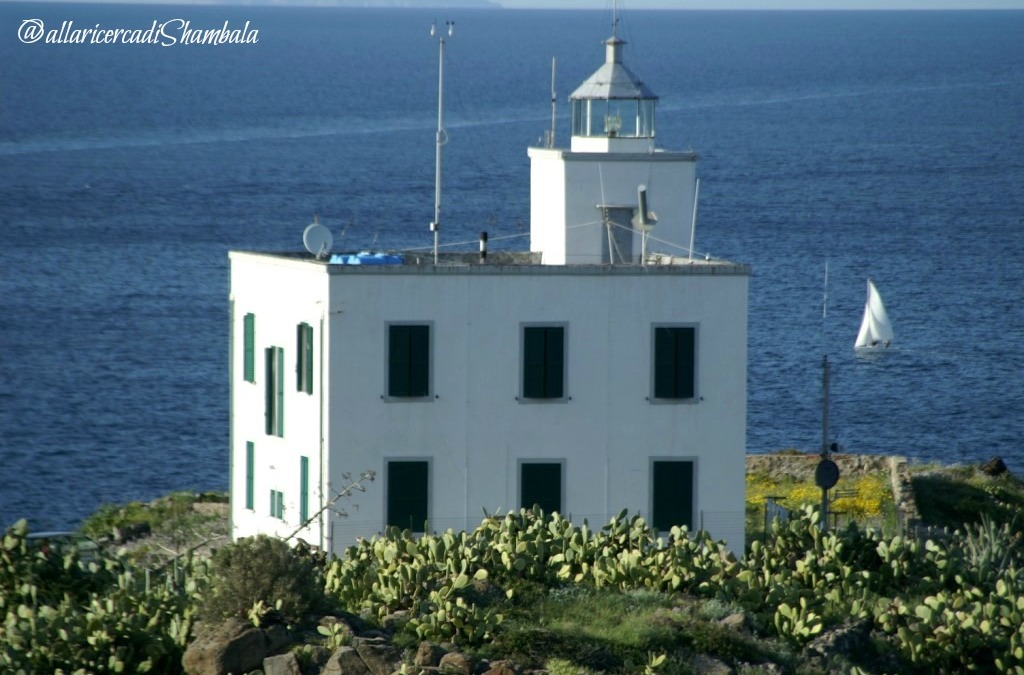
912, 465, 1024, 529
486, 585, 776, 674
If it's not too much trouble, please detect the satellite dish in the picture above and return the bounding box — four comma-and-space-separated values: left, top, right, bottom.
303, 214, 333, 260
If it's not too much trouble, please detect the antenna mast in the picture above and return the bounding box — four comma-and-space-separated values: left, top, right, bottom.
430, 21, 454, 265
549, 57, 557, 148
688, 178, 701, 260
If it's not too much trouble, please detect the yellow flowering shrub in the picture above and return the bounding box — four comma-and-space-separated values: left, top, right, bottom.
746, 471, 892, 520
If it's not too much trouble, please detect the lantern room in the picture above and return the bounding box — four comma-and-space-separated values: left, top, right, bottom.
569, 36, 658, 153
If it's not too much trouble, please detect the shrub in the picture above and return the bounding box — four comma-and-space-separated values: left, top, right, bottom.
200, 535, 325, 624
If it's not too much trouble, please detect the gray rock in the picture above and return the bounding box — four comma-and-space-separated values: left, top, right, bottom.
719, 612, 749, 631
355, 641, 403, 675
182, 618, 268, 675
982, 456, 1009, 476
264, 652, 302, 675
414, 642, 445, 668
805, 618, 871, 662
304, 645, 332, 671
321, 646, 372, 675
482, 662, 519, 675
265, 624, 293, 654
438, 651, 474, 675
689, 654, 732, 675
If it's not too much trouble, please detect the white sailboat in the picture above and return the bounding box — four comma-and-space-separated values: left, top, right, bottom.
854, 279, 893, 349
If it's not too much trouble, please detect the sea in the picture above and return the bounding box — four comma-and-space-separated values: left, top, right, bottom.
1, 4, 1022, 531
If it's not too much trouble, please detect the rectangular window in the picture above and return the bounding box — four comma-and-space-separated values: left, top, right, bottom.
299, 456, 309, 525
243, 313, 255, 383
386, 460, 429, 532
296, 323, 314, 394
265, 346, 284, 437
245, 442, 255, 510
270, 489, 284, 520
653, 326, 696, 400
651, 460, 694, 532
522, 325, 565, 400
388, 325, 430, 398
520, 462, 563, 515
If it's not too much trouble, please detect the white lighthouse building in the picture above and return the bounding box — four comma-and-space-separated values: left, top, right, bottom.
529, 33, 698, 265
228, 31, 749, 554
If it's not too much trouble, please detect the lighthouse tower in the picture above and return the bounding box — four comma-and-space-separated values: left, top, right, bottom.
529, 32, 699, 265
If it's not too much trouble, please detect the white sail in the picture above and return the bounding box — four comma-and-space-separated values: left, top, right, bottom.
854, 279, 894, 348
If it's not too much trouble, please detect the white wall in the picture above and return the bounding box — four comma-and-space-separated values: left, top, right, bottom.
230, 255, 748, 554
229, 254, 329, 549
528, 148, 568, 264
530, 149, 698, 265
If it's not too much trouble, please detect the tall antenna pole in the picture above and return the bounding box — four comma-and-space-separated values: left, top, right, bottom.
688, 178, 701, 260
820, 355, 831, 530
430, 21, 454, 265
612, 0, 619, 37
549, 56, 557, 148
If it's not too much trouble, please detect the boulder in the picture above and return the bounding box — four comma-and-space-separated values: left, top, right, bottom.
438, 651, 474, 675
264, 652, 302, 675
719, 612, 749, 632
482, 661, 519, 675
805, 618, 871, 662
414, 641, 446, 668
183, 617, 282, 675
982, 456, 1009, 477
355, 640, 403, 675
321, 646, 372, 675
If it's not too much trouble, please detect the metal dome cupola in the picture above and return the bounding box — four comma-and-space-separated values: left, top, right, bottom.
569, 33, 657, 153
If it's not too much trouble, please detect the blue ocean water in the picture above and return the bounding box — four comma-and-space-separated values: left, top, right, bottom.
1, 5, 1022, 530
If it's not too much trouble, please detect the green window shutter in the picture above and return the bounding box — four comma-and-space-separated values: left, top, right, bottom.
299, 456, 309, 524
654, 327, 695, 399
522, 327, 546, 398
245, 442, 254, 510
521, 463, 562, 515
243, 314, 255, 383
389, 326, 411, 397
675, 327, 695, 399
265, 347, 285, 436
408, 325, 430, 397
270, 489, 284, 520
265, 348, 275, 435
276, 347, 285, 436
296, 323, 314, 394
654, 327, 676, 399
386, 461, 429, 532
304, 325, 314, 394
652, 460, 694, 531
523, 327, 563, 399
545, 327, 564, 399
389, 325, 429, 397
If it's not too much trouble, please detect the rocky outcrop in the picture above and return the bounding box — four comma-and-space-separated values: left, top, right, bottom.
182, 618, 291, 675
982, 456, 1009, 477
